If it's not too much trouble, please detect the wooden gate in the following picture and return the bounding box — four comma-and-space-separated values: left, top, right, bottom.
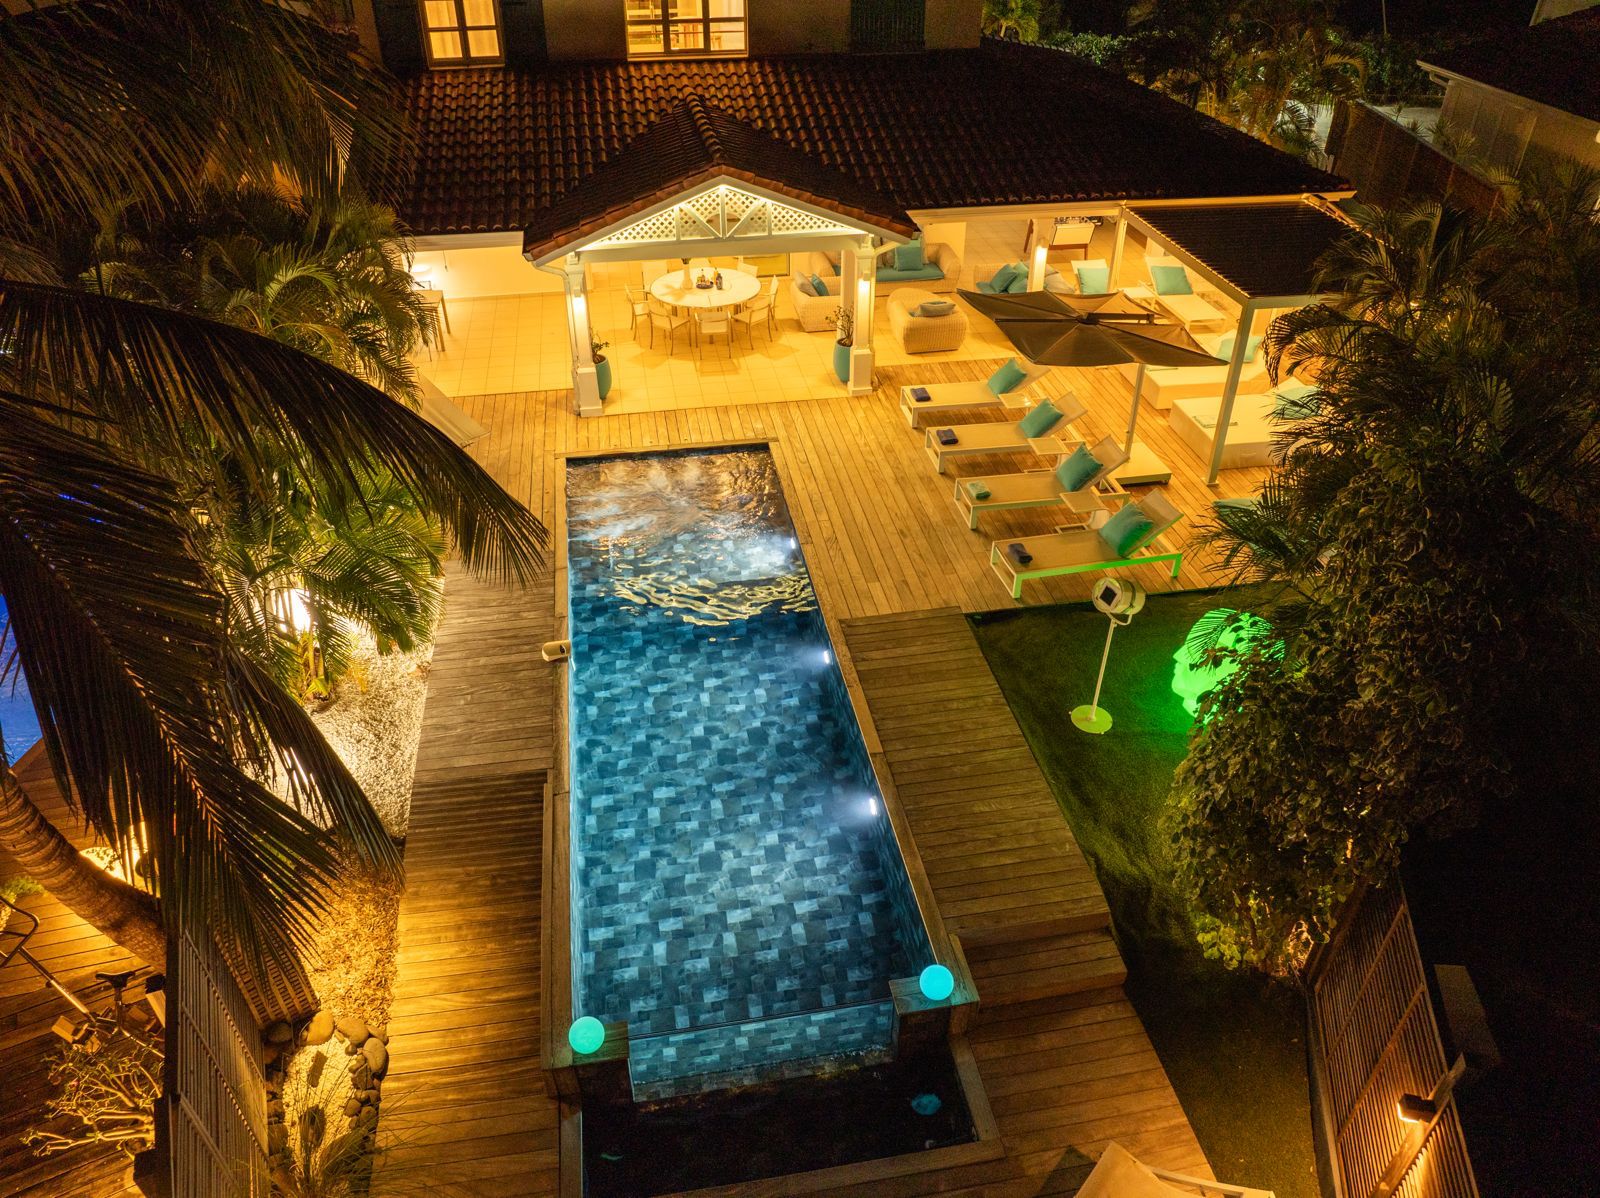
1306, 887, 1479, 1198
138, 928, 270, 1198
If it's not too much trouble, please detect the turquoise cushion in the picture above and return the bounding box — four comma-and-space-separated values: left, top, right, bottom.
1274, 381, 1319, 420
986, 358, 1028, 395
894, 239, 925, 271
965, 480, 991, 501
1054, 445, 1102, 492
810, 273, 829, 297
1098, 505, 1155, 557
1217, 332, 1264, 363
987, 263, 1022, 292
916, 299, 956, 317
1005, 271, 1031, 294
876, 264, 944, 282
831, 260, 841, 275
1016, 399, 1064, 438
1150, 263, 1193, 295
1073, 263, 1111, 293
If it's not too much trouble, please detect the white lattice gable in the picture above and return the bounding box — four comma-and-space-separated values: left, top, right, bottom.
532, 177, 906, 266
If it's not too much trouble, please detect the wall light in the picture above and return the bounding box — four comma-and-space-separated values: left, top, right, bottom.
1397, 1093, 1438, 1123
1031, 242, 1048, 287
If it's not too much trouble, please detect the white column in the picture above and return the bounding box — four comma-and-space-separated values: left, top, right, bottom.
1109, 209, 1129, 287
1027, 219, 1050, 291
565, 257, 602, 417
1206, 302, 1255, 486
848, 237, 875, 395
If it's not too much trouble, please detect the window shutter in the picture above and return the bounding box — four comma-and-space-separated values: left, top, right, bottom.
499, 0, 547, 65
373, 0, 425, 73
850, 0, 924, 53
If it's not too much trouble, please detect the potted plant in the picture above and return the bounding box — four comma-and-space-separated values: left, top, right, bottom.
827, 305, 854, 384
591, 338, 612, 399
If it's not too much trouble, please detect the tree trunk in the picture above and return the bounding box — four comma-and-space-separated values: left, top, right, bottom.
0, 767, 166, 968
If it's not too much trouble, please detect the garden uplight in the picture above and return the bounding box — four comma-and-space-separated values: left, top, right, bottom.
568, 1016, 606, 1055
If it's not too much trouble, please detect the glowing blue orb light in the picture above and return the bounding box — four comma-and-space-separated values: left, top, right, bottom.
911, 1092, 943, 1116
919, 964, 955, 1002
568, 1016, 606, 1055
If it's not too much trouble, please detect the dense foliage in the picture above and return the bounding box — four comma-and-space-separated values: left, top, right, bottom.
1168, 170, 1600, 973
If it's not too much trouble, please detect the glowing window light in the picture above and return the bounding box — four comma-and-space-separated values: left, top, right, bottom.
919, 964, 955, 1002
568, 1016, 606, 1055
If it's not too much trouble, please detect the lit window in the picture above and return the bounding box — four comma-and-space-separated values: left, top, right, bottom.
627, 0, 746, 59
422, 0, 503, 67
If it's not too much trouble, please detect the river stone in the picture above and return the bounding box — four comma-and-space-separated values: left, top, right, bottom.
358, 1087, 379, 1103
370, 1025, 389, 1045
343, 1097, 362, 1118
263, 1021, 294, 1046
334, 1014, 369, 1046
350, 1059, 373, 1089
361, 1036, 389, 1078
302, 1010, 334, 1047
268, 1123, 287, 1153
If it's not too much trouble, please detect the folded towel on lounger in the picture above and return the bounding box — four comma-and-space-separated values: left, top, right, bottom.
1007, 542, 1033, 566
910, 386, 931, 402
936, 428, 959, 446
966, 481, 991, 500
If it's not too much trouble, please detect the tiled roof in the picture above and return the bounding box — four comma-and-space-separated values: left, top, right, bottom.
1131, 201, 1357, 300
400, 39, 1347, 238
522, 95, 916, 261
1420, 10, 1600, 125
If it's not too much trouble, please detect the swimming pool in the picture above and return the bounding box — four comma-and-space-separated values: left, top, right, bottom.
0, 598, 42, 766
565, 448, 933, 1099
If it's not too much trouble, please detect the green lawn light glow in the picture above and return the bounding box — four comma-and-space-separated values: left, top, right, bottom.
919, 963, 955, 1001
1171, 608, 1278, 718
568, 1016, 606, 1055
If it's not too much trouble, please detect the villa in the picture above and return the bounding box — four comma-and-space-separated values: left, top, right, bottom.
0, 3, 1503, 1198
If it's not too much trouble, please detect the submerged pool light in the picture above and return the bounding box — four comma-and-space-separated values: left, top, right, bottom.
919, 964, 955, 1002
568, 1016, 606, 1055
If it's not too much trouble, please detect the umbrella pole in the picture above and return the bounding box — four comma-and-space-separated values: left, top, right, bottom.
1124, 364, 1146, 454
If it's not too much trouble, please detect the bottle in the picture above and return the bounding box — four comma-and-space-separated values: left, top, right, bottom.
715, 270, 724, 289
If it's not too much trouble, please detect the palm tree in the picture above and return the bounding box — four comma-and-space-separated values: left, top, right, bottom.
0, 1, 547, 973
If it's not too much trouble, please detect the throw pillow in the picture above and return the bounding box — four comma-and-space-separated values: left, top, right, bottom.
986, 358, 1028, 395
1054, 445, 1102, 492
797, 275, 818, 297
810, 273, 829, 297
987, 263, 1022, 293
916, 299, 956, 317
1005, 271, 1031, 294
1016, 399, 1063, 438
1073, 263, 1111, 293
1273, 381, 1320, 420
1097, 505, 1155, 557
1149, 263, 1193, 295
894, 239, 926, 271
1216, 332, 1264, 363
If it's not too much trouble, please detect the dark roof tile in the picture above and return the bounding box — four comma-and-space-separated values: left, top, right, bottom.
400, 40, 1346, 238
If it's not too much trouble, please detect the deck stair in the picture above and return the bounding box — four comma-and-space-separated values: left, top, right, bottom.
963, 927, 1127, 1009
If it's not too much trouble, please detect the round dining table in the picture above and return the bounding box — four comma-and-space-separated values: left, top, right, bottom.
649, 267, 760, 311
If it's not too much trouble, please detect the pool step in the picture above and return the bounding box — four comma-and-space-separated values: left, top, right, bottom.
964, 928, 1127, 1008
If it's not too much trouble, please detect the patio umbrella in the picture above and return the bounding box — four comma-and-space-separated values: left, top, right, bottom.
958, 289, 1223, 452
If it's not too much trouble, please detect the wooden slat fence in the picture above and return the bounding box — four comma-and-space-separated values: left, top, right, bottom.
1328, 102, 1501, 213
1307, 886, 1479, 1198
144, 928, 269, 1198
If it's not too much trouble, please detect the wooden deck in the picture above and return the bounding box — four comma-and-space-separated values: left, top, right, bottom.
0, 752, 143, 1198
373, 567, 563, 1198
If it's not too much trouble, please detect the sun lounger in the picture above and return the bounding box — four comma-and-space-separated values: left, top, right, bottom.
899, 362, 1051, 425
1078, 1142, 1275, 1198
1144, 256, 1227, 328
1168, 377, 1316, 470
1113, 332, 1270, 411
989, 488, 1184, 598
924, 390, 1086, 473
954, 435, 1129, 530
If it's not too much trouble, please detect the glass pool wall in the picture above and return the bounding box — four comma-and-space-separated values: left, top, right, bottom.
564, 448, 933, 1099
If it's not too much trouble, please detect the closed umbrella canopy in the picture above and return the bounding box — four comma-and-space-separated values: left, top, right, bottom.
958, 289, 1223, 453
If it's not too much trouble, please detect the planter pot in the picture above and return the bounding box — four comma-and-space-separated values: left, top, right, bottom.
833, 341, 852, 384
595, 357, 613, 400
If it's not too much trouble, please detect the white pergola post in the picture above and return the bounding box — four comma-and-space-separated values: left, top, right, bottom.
1027, 218, 1050, 291
847, 236, 876, 395
1109, 209, 1129, 287
1206, 301, 1257, 485
564, 257, 602, 417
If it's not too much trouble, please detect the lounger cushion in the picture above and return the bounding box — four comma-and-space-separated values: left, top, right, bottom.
1055, 445, 1102, 492
1074, 262, 1111, 293
1216, 332, 1265, 363
1274, 381, 1319, 420
987, 359, 1028, 395
878, 264, 944, 282
1098, 505, 1155, 557
1016, 399, 1064, 438
894, 239, 926, 271
1150, 264, 1193, 295
987, 263, 1024, 293
810, 273, 830, 297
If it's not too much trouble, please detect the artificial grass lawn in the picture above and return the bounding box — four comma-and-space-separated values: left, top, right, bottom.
971, 586, 1318, 1198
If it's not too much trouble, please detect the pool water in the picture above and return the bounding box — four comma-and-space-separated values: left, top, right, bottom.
0, 598, 42, 766
565, 449, 932, 1098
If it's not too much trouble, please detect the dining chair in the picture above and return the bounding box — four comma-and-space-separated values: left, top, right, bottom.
647, 297, 692, 353
695, 308, 733, 357
731, 285, 772, 347
624, 284, 650, 337
764, 276, 780, 336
